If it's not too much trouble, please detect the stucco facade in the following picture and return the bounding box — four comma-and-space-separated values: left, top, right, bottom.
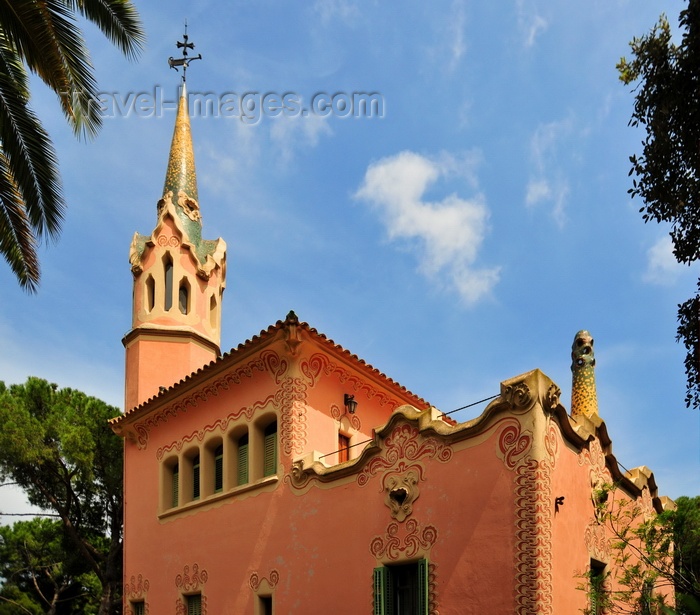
111, 81, 672, 615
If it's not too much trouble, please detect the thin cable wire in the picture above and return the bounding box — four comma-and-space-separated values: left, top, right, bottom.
318, 393, 499, 460
319, 437, 374, 460
440, 394, 499, 417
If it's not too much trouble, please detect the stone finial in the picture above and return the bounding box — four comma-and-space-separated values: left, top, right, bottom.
571, 330, 598, 418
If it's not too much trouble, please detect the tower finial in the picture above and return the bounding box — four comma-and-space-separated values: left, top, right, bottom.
168, 21, 202, 83
570, 330, 599, 418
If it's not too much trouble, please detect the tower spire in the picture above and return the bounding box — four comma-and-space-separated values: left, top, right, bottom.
163, 81, 199, 205
123, 27, 226, 410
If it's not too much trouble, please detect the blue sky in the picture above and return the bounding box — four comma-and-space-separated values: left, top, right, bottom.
1, 0, 699, 519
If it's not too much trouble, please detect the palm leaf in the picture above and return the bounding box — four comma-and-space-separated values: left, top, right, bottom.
0, 0, 100, 138
0, 0, 143, 290
0, 149, 40, 291
0, 41, 64, 239
71, 0, 145, 61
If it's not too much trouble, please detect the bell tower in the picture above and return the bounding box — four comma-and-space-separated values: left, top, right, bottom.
123, 33, 226, 410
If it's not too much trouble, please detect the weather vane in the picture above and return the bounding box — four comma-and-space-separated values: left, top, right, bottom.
168, 21, 202, 82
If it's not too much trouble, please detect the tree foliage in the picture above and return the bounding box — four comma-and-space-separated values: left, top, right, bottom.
0, 0, 144, 291
0, 378, 123, 615
672, 496, 700, 614
617, 0, 700, 409
580, 484, 700, 615
0, 518, 101, 614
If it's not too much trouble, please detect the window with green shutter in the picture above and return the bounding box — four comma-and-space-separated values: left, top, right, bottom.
374, 566, 392, 615
172, 463, 179, 508
186, 593, 202, 615
237, 434, 249, 486
130, 601, 145, 615
263, 422, 277, 477
373, 559, 429, 615
214, 444, 223, 493
192, 455, 200, 500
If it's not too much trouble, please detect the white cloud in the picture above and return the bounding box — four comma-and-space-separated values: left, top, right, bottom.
515, 0, 549, 48
526, 118, 573, 227
643, 235, 683, 286
355, 151, 500, 304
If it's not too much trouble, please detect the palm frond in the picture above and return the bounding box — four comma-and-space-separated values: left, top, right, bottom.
0, 43, 64, 239
0, 150, 40, 291
0, 0, 100, 138
0, 0, 143, 290
71, 0, 145, 61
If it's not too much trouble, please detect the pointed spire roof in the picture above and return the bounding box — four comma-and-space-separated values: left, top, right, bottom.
160, 82, 204, 249
163, 82, 198, 203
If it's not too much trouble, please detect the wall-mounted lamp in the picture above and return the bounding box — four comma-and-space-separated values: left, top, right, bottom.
344, 394, 358, 414
555, 495, 565, 513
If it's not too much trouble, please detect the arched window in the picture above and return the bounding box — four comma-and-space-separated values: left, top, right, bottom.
178, 278, 190, 315
209, 295, 217, 328
171, 462, 179, 508
237, 433, 249, 486
263, 422, 277, 477
145, 275, 155, 312
214, 444, 223, 493
192, 455, 200, 500
163, 253, 173, 311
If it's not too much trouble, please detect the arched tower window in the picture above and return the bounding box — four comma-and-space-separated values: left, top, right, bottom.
145, 275, 155, 313
178, 277, 190, 315
209, 295, 217, 328
163, 253, 173, 311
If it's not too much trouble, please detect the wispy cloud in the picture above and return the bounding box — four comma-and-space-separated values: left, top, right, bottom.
269, 115, 333, 164
515, 0, 548, 48
313, 0, 360, 24
447, 0, 468, 71
425, 0, 468, 73
526, 118, 572, 227
355, 150, 500, 304
643, 235, 684, 286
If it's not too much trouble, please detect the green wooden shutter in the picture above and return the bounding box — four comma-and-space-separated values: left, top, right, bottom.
263, 424, 277, 477
373, 566, 396, 615
131, 601, 145, 615
214, 445, 223, 492
374, 567, 387, 615
172, 464, 179, 508
237, 435, 249, 485
192, 455, 200, 500
418, 559, 429, 615
187, 593, 201, 615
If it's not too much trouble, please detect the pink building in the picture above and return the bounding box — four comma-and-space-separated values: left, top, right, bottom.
111, 84, 672, 615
